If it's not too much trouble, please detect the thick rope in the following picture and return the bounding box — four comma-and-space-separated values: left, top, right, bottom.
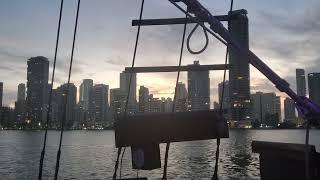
113, 0, 145, 179
212, 1, 233, 179
305, 120, 310, 180
186, 23, 209, 54
54, 0, 81, 179
162, 13, 188, 180
38, 0, 64, 179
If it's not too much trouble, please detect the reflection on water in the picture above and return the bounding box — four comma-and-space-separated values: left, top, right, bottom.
0, 129, 319, 179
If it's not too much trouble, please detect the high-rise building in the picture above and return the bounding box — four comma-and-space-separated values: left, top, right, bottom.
0, 82, 3, 108
148, 94, 162, 113
15, 83, 26, 123
161, 97, 173, 112
110, 88, 127, 121
284, 97, 296, 122
120, 71, 136, 101
218, 80, 230, 110
89, 84, 109, 126
229, 10, 251, 122
139, 86, 149, 113
120, 71, 137, 113
25, 56, 49, 127
296, 69, 307, 97
17, 83, 26, 101
79, 79, 93, 111
57, 83, 77, 128
175, 82, 188, 112
308, 73, 320, 104
251, 92, 281, 126
187, 61, 210, 111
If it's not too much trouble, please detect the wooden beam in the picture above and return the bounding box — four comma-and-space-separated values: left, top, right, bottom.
115, 110, 229, 147
132, 16, 229, 26
125, 64, 230, 73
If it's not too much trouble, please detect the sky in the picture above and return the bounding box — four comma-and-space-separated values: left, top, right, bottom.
0, 0, 320, 109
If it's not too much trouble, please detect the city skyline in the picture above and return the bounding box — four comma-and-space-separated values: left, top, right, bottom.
1, 0, 320, 107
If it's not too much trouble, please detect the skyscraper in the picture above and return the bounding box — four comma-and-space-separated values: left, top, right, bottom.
15, 83, 26, 123
175, 82, 188, 112
296, 69, 306, 97
17, 83, 26, 101
79, 79, 93, 111
218, 80, 230, 110
110, 88, 127, 120
138, 86, 149, 113
0, 82, 3, 108
25, 56, 49, 126
229, 10, 251, 122
187, 61, 210, 111
120, 71, 137, 113
57, 83, 77, 128
284, 97, 296, 122
161, 97, 173, 112
120, 71, 136, 101
251, 92, 281, 126
148, 94, 162, 113
89, 84, 109, 126
308, 73, 320, 104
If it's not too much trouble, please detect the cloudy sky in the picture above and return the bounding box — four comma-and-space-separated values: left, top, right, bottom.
0, 0, 319, 107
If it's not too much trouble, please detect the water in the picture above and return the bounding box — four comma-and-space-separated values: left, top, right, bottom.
0, 129, 319, 179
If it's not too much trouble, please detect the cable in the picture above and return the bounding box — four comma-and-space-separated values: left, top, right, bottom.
162, 12, 188, 180
113, 0, 145, 179
53, 0, 81, 179
212, 1, 233, 179
186, 23, 209, 54
38, 0, 64, 179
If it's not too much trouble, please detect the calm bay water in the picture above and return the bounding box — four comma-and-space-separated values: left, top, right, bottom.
0, 129, 319, 179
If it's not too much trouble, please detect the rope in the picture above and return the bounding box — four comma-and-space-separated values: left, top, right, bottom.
212, 1, 233, 179
113, 0, 145, 179
54, 0, 81, 179
186, 23, 209, 54
38, 0, 64, 179
168, 0, 228, 47
162, 13, 188, 180
305, 120, 310, 180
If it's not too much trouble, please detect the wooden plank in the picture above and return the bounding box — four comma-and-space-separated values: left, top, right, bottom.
115, 110, 229, 147
124, 64, 230, 73
132, 16, 229, 26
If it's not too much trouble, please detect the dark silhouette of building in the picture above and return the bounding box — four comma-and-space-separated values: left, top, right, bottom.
161, 97, 173, 112
89, 84, 109, 127
25, 56, 49, 127
0, 107, 15, 128
79, 79, 93, 111
175, 82, 188, 112
59, 83, 77, 128
229, 10, 251, 122
296, 69, 306, 97
251, 92, 281, 126
187, 61, 210, 111
218, 80, 230, 119
110, 88, 126, 121
120, 71, 137, 113
0, 82, 3, 109
284, 97, 296, 122
139, 86, 149, 113
308, 73, 320, 104
15, 83, 26, 124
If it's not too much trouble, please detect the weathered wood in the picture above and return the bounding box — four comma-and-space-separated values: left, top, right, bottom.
115, 110, 229, 147
252, 141, 320, 180
125, 64, 230, 73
